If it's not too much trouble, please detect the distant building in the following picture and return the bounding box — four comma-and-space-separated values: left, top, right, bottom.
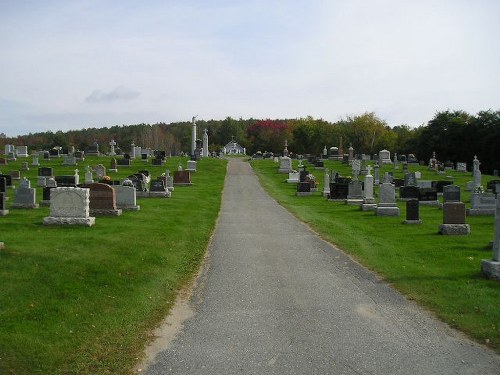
223, 137, 245, 155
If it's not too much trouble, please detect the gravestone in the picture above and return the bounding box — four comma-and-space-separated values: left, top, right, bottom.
85, 165, 94, 184
37, 167, 54, 187
404, 172, 417, 187
0, 174, 13, 189
74, 151, 85, 162
287, 171, 299, 184
361, 166, 376, 211
79, 183, 122, 216
468, 193, 496, 216
173, 170, 192, 186
439, 202, 470, 235
351, 159, 361, 178
278, 157, 293, 173
481, 196, 500, 279
165, 170, 174, 192
40, 178, 57, 206
0, 158, 7, 166
418, 188, 439, 206
186, 160, 197, 172
399, 186, 420, 201
443, 185, 461, 203
323, 169, 330, 196
149, 178, 171, 198
117, 158, 131, 166
346, 180, 363, 205
93, 164, 106, 180
456, 162, 467, 172
486, 180, 500, 192
473, 156, 482, 192
31, 155, 39, 166
9, 170, 21, 180
109, 158, 118, 173
403, 199, 421, 224
21, 162, 29, 171
296, 182, 312, 196
0, 192, 8, 216
86, 141, 100, 156
62, 154, 77, 166
114, 185, 140, 210
109, 139, 116, 156
329, 182, 349, 200
378, 149, 391, 164
434, 180, 453, 193
0, 177, 6, 194
376, 183, 400, 216
374, 164, 380, 185
11, 178, 39, 209
43, 187, 95, 226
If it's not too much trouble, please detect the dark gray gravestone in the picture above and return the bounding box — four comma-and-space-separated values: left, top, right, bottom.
403, 199, 421, 224
399, 186, 420, 200
117, 158, 131, 166
0, 177, 6, 193
393, 178, 404, 188
434, 180, 453, 193
419, 188, 438, 205
0, 174, 12, 188
38, 167, 53, 177
487, 180, 500, 191
150, 178, 166, 192
443, 185, 461, 203
329, 183, 348, 200
297, 182, 312, 194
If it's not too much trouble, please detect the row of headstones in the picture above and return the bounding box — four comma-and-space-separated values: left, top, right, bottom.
0, 167, 197, 215
295, 166, 500, 279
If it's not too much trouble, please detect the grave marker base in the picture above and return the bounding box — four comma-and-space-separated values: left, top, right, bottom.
403, 219, 422, 225
467, 208, 495, 216
0, 210, 9, 216
481, 260, 500, 280
43, 217, 95, 226
438, 224, 471, 235
361, 203, 377, 211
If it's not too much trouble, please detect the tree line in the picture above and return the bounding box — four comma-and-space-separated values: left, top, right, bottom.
1, 110, 499, 172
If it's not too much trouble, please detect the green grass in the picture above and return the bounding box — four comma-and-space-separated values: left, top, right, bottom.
251, 158, 500, 352
0, 156, 227, 374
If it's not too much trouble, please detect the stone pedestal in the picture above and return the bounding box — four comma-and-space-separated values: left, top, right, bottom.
376, 205, 400, 216
480, 260, 500, 280
438, 224, 471, 235
403, 219, 422, 225
361, 202, 377, 211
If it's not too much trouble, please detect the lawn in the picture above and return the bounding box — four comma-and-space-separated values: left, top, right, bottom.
251, 158, 500, 353
0, 155, 227, 374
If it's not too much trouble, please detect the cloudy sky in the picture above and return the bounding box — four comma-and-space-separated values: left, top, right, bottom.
1, 0, 499, 137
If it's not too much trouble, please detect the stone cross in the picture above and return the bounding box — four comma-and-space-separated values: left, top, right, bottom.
109, 139, 116, 156
366, 165, 373, 176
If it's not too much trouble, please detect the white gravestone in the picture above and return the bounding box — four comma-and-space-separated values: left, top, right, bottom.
43, 187, 95, 226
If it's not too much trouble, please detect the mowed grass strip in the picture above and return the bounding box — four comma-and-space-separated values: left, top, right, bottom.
251, 158, 500, 353
0, 156, 227, 374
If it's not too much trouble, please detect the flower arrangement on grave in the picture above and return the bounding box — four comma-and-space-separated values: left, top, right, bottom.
102, 175, 111, 181
305, 173, 318, 187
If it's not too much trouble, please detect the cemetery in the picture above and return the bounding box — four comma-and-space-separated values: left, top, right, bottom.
1, 143, 500, 373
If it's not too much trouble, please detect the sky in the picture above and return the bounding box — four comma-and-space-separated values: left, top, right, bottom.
1, 0, 499, 137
